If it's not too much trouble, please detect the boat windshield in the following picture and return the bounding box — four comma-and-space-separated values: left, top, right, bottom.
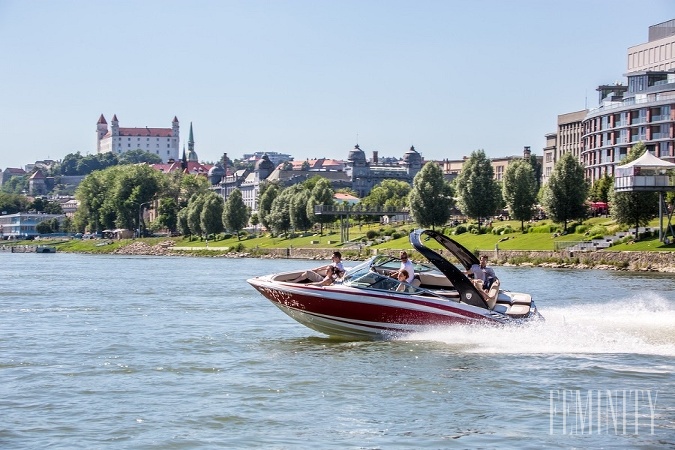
342, 256, 428, 295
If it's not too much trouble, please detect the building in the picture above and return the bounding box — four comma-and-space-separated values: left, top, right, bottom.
96, 114, 180, 163
346, 145, 422, 197
242, 151, 293, 167
0, 212, 64, 239
438, 146, 541, 184
541, 110, 587, 184
0, 167, 27, 186
581, 19, 675, 183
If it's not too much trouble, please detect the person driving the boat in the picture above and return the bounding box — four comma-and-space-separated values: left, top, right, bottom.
290, 251, 345, 283
466, 255, 497, 290
390, 251, 415, 283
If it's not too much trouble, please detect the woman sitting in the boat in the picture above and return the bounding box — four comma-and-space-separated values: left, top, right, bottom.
289, 251, 345, 283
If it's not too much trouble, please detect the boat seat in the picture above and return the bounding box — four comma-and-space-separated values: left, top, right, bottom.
411, 276, 421, 288
485, 279, 500, 310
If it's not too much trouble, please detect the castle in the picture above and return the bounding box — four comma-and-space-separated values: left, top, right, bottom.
96, 114, 180, 163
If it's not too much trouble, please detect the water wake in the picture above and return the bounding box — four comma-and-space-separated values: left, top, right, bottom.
405, 295, 675, 356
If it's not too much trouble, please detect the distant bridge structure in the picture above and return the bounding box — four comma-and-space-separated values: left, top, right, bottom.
313, 204, 409, 242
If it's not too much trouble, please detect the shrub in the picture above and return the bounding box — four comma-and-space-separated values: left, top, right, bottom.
529, 224, 557, 233
575, 225, 589, 235
391, 232, 404, 240
587, 225, 609, 237
366, 230, 380, 239
454, 225, 467, 235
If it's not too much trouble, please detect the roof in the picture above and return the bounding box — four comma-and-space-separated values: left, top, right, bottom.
150, 161, 214, 175
618, 151, 675, 169
289, 158, 345, 171
117, 127, 174, 137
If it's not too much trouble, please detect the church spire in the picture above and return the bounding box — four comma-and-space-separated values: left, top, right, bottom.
188, 122, 195, 152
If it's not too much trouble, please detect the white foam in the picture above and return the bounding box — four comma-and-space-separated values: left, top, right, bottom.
404, 294, 675, 357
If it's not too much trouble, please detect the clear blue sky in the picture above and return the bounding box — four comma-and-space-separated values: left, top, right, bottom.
0, 0, 672, 170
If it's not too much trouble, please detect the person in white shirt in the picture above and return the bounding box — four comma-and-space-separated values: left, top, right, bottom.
466, 255, 497, 289
390, 251, 415, 283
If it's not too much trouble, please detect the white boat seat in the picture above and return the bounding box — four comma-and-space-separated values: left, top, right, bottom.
485, 279, 500, 310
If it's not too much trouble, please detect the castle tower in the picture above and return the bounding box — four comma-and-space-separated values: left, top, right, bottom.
172, 116, 180, 138
111, 114, 119, 137
96, 114, 108, 153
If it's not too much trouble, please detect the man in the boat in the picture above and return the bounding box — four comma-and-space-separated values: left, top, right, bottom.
466, 255, 497, 290
290, 251, 345, 283
389, 251, 415, 283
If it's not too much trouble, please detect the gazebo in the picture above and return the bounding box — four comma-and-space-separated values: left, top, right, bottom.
614, 152, 675, 242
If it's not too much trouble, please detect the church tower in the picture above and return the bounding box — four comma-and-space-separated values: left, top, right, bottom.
187, 122, 198, 162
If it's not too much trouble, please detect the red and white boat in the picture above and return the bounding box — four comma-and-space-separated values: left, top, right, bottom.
248, 229, 543, 339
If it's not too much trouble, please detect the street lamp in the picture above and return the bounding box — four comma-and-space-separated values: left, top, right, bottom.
138, 201, 151, 238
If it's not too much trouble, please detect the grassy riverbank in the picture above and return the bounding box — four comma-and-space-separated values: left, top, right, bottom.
25, 216, 673, 255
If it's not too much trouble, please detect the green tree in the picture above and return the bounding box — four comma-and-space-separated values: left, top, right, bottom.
541, 152, 588, 232
589, 174, 613, 203
306, 178, 335, 235
0, 192, 29, 213
156, 197, 179, 233
177, 207, 190, 236
455, 150, 499, 228
502, 159, 537, 230
1, 174, 29, 194
200, 192, 225, 237
258, 182, 280, 232
610, 143, 659, 239
290, 186, 312, 231
118, 149, 163, 165
362, 179, 411, 210
267, 186, 295, 236
36, 220, 53, 234
222, 189, 250, 239
187, 194, 206, 236
409, 161, 454, 229
527, 153, 542, 195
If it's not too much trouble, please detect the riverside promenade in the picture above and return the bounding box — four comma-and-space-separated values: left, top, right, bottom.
104, 240, 675, 272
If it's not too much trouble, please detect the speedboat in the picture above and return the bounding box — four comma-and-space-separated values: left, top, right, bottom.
247, 229, 543, 339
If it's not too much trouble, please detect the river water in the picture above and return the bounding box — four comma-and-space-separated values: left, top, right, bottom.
1, 253, 673, 448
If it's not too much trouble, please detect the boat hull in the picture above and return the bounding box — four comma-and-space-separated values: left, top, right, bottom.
247, 276, 520, 339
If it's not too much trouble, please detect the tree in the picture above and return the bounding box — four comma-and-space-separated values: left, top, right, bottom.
362, 179, 411, 210
156, 197, 179, 233
502, 159, 537, 230
186, 194, 206, 236
118, 149, 163, 165
306, 178, 335, 235
36, 220, 54, 234
455, 150, 499, 228
177, 207, 190, 236
409, 161, 454, 229
589, 174, 614, 203
541, 152, 588, 232
0, 192, 29, 213
222, 189, 250, 239
1, 175, 28, 194
290, 186, 312, 231
267, 186, 295, 236
258, 182, 280, 232
610, 142, 659, 239
200, 192, 225, 237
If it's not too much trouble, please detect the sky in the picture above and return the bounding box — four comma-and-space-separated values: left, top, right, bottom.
0, 0, 673, 170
